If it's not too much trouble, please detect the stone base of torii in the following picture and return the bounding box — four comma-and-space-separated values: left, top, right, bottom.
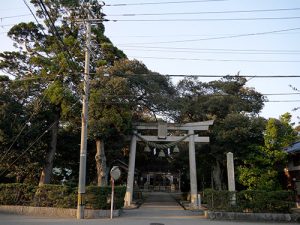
124, 120, 214, 208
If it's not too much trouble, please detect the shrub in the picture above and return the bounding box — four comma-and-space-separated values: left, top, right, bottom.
86, 186, 126, 209
203, 189, 295, 213
202, 189, 236, 211
0, 183, 36, 205
33, 184, 76, 208
237, 190, 295, 213
0, 183, 126, 210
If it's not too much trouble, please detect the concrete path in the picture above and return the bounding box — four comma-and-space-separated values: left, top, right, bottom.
122, 192, 202, 219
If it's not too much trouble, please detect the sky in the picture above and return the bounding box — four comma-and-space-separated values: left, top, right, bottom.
0, 0, 300, 125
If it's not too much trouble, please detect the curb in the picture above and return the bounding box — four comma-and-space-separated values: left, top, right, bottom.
207, 211, 300, 222
0, 205, 120, 219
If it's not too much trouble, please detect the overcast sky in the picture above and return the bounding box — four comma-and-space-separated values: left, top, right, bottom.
0, 0, 299, 125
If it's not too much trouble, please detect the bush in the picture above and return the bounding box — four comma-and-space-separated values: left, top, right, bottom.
203, 189, 295, 213
0, 183, 126, 210
33, 184, 77, 208
86, 186, 126, 209
0, 183, 36, 205
237, 190, 295, 213
203, 189, 236, 211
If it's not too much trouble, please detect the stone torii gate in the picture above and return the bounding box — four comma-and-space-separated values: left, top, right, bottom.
124, 120, 214, 207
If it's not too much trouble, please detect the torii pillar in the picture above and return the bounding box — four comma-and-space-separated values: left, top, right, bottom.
124, 120, 214, 207
189, 129, 198, 205
124, 132, 137, 207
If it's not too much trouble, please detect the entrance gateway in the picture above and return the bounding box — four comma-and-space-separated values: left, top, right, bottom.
124, 120, 214, 207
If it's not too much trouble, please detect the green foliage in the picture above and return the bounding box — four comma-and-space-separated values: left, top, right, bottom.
171, 76, 267, 190
0, 183, 36, 205
238, 114, 297, 190
203, 189, 234, 211
0, 184, 126, 210
86, 185, 126, 209
88, 74, 132, 140
238, 163, 281, 191
33, 184, 76, 208
238, 190, 295, 213
203, 189, 295, 213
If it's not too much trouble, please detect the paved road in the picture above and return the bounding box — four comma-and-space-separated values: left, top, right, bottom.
0, 192, 298, 225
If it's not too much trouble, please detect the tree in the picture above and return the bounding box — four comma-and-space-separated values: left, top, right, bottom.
172, 76, 266, 190
238, 113, 298, 190
88, 74, 131, 186
103, 59, 176, 121
89, 59, 176, 186
0, 0, 125, 185
0, 76, 47, 183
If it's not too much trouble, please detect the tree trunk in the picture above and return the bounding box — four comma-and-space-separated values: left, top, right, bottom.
212, 160, 222, 190
38, 115, 59, 186
95, 139, 107, 186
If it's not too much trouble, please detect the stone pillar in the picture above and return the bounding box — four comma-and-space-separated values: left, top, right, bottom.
124, 133, 137, 207
188, 130, 198, 206
226, 152, 236, 204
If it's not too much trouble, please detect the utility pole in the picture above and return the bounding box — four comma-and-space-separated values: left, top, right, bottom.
77, 2, 92, 220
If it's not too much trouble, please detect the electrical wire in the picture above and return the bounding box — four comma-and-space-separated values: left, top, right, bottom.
0, 1, 107, 167
107, 31, 300, 38
0, 14, 31, 20
267, 100, 300, 102
131, 73, 300, 78
107, 7, 300, 16
162, 74, 300, 78
118, 27, 300, 45
129, 55, 300, 63
38, 0, 76, 66
109, 16, 300, 22
113, 46, 300, 53
3, 73, 300, 80
105, 0, 226, 7
122, 47, 300, 55
0, 121, 57, 177
23, 0, 46, 36
0, 0, 81, 164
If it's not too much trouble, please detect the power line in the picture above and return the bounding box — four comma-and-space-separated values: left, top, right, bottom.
109, 16, 300, 22
118, 27, 300, 45
105, 0, 226, 7
0, 7, 26, 11
38, 0, 76, 65
23, 0, 46, 36
0, 121, 57, 176
117, 46, 300, 53
0, 0, 81, 164
107, 7, 300, 16
0, 23, 19, 27
121, 73, 300, 78
3, 73, 300, 80
0, 14, 31, 20
107, 31, 300, 38
122, 47, 300, 55
267, 100, 300, 103
129, 56, 300, 63
264, 93, 300, 96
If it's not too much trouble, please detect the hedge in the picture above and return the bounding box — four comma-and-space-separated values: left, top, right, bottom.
203, 189, 295, 213
86, 186, 126, 210
0, 183, 36, 206
33, 184, 77, 208
0, 183, 126, 209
